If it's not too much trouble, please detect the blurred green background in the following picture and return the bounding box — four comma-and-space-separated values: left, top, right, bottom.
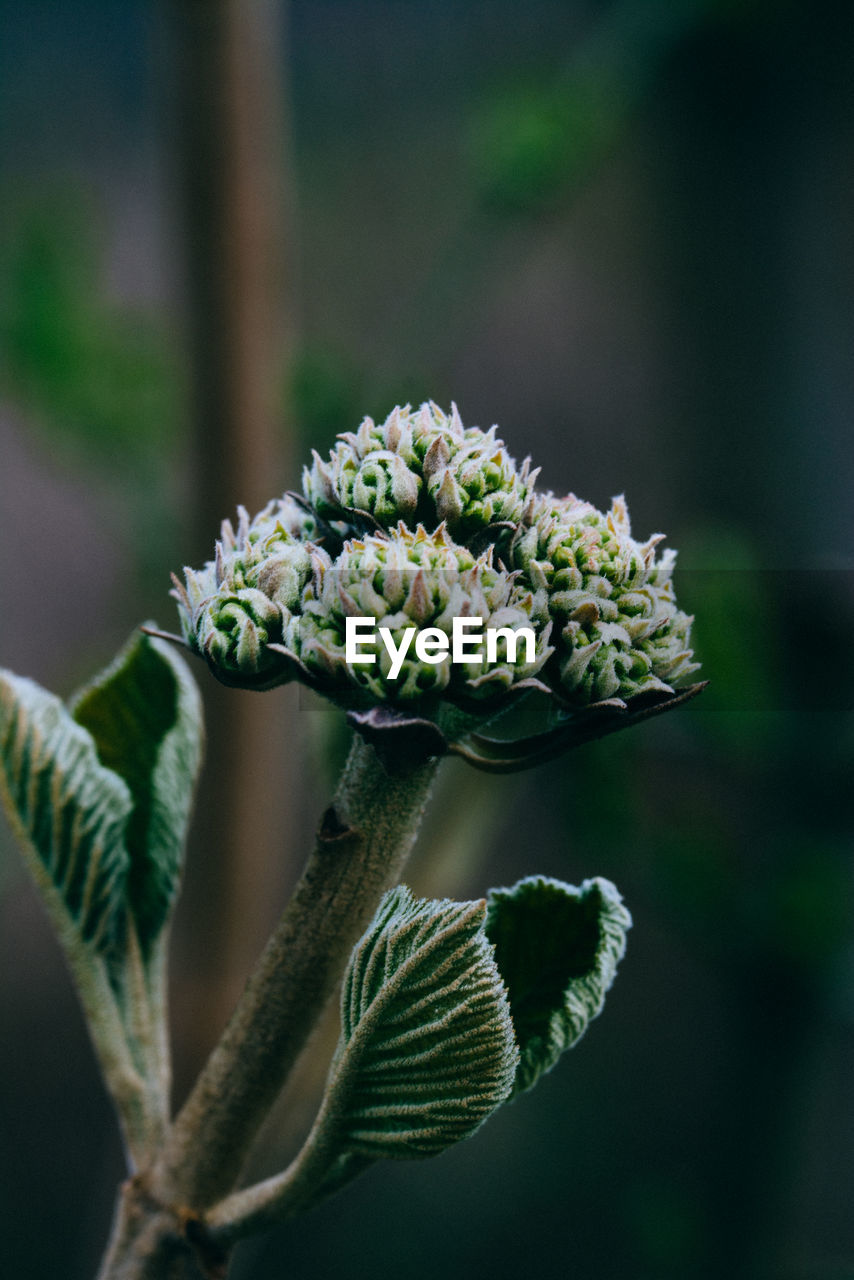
0, 2, 852, 1278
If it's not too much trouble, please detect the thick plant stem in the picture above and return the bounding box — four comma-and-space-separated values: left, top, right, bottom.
151, 734, 438, 1209
97, 1177, 229, 1280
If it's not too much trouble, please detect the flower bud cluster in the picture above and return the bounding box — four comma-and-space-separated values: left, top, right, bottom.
174, 403, 698, 714
297, 524, 550, 704
512, 494, 699, 704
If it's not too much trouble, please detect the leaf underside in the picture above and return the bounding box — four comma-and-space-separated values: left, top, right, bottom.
486, 875, 631, 1094
333, 885, 520, 1159
0, 670, 131, 953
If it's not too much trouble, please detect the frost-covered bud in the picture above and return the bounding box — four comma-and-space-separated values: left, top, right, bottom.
172, 501, 322, 687
303, 406, 422, 524
513, 493, 699, 705
638, 549, 701, 688
294, 523, 551, 706
197, 588, 285, 680
302, 402, 535, 542
426, 427, 536, 538
223, 492, 321, 549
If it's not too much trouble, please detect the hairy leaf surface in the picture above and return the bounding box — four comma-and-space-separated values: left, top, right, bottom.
70, 628, 203, 952
331, 885, 520, 1159
486, 875, 631, 1094
0, 670, 131, 953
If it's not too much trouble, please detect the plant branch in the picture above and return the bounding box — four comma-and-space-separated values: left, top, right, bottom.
96, 1176, 229, 1280
1, 824, 158, 1168
73, 956, 153, 1166
152, 733, 438, 1209
118, 925, 173, 1153
204, 1086, 362, 1245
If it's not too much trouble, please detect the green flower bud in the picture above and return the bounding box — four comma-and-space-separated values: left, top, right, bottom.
425, 426, 536, 538
513, 493, 699, 705
303, 406, 422, 524
302, 402, 535, 541
225, 492, 321, 549
294, 523, 551, 707
197, 588, 285, 680
172, 500, 323, 687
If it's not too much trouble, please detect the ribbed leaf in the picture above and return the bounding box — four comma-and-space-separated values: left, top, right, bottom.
330, 885, 520, 1159
486, 875, 631, 1094
70, 627, 203, 952
0, 671, 131, 954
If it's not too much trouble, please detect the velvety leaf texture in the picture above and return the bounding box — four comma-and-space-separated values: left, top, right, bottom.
486, 875, 631, 1095
332, 885, 520, 1159
70, 628, 203, 953
0, 670, 131, 953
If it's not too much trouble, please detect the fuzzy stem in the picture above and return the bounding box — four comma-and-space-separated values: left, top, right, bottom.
118, 924, 173, 1156
67, 945, 154, 1169
151, 733, 438, 1209
96, 1177, 229, 1280
0, 762, 161, 1169
203, 1088, 361, 1244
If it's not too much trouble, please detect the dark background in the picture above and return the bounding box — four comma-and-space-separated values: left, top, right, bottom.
1, 2, 852, 1278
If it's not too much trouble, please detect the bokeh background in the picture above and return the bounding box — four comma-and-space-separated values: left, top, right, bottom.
1, 2, 853, 1278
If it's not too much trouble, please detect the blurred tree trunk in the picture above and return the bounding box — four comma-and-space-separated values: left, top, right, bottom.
160, 0, 299, 1094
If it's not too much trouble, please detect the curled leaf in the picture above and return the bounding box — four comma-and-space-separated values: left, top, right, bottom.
486, 875, 631, 1094
329, 885, 520, 1159
0, 670, 131, 954
0, 628, 203, 962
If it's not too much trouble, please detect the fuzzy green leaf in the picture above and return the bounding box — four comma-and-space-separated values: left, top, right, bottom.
330, 885, 520, 1159
70, 627, 203, 952
486, 875, 631, 1094
0, 670, 131, 954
